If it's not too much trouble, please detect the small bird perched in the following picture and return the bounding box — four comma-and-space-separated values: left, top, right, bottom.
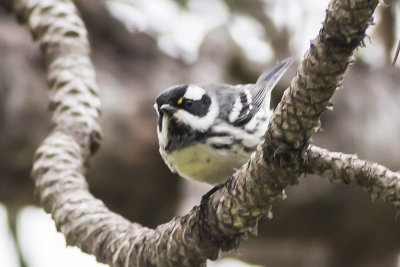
155, 58, 292, 185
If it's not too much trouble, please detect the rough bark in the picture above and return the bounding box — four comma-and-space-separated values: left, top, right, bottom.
305, 145, 400, 206
0, 0, 387, 266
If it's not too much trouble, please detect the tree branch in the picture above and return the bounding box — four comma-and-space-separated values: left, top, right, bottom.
3, 0, 380, 266
196, 0, 379, 261
305, 145, 400, 206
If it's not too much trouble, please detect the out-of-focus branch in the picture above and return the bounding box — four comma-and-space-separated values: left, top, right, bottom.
393, 40, 400, 65
7, 207, 28, 267
375, 5, 396, 64
305, 145, 400, 206
1, 0, 381, 267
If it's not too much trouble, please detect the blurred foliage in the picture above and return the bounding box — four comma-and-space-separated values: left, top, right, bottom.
171, 0, 190, 8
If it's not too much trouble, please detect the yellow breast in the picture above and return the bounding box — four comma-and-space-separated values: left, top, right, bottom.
164, 144, 251, 185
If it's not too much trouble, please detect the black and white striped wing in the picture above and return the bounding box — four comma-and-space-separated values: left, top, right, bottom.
229, 57, 293, 126
228, 84, 265, 126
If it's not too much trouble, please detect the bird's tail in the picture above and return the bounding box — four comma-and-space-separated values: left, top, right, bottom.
256, 57, 293, 86
256, 57, 293, 109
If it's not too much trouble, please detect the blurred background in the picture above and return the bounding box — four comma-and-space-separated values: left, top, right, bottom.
1, 0, 400, 266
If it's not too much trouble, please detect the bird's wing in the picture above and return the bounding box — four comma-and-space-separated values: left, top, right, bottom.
228, 57, 293, 126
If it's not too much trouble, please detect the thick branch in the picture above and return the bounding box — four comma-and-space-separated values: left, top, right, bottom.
305, 145, 400, 206
198, 0, 379, 260
264, 0, 378, 166
6, 0, 380, 266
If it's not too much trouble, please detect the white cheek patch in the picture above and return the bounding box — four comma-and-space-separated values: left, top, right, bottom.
174, 97, 218, 131
184, 85, 206, 100
157, 115, 170, 148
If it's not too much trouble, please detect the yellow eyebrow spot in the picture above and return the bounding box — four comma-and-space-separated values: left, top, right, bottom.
177, 97, 183, 105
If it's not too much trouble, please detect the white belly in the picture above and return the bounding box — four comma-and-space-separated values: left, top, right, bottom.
162, 144, 251, 184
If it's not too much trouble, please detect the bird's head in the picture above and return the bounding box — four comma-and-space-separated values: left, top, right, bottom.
155, 84, 218, 146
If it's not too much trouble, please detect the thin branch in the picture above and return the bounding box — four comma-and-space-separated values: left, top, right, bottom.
305, 145, 400, 206
7, 207, 28, 267
392, 39, 400, 66
4, 0, 380, 267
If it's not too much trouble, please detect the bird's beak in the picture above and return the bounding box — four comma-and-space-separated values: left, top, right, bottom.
160, 104, 177, 115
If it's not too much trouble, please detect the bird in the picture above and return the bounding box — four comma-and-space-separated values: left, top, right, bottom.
154, 58, 292, 185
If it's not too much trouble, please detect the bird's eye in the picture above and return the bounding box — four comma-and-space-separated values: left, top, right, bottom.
186, 100, 193, 107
